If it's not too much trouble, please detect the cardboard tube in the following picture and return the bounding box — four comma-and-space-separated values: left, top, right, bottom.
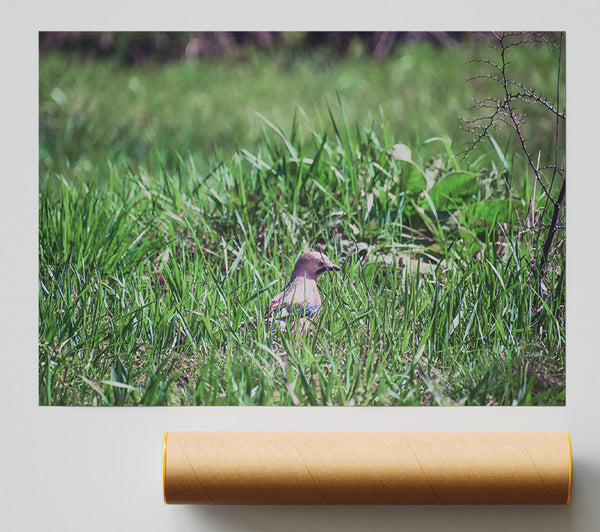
163, 431, 572, 505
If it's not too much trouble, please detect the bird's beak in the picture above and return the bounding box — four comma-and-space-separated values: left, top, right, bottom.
317, 261, 341, 276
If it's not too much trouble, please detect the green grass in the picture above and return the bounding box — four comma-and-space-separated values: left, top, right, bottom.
39, 37, 565, 406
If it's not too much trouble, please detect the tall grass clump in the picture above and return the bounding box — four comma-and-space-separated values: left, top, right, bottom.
40, 101, 565, 405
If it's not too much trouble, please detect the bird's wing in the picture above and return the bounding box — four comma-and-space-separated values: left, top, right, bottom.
267, 286, 289, 317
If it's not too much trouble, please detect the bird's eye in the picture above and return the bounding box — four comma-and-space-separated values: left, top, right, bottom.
319, 261, 324, 267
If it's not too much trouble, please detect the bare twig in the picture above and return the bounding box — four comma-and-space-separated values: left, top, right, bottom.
461, 31, 566, 302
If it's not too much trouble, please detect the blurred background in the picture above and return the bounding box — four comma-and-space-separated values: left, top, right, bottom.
39, 31, 564, 181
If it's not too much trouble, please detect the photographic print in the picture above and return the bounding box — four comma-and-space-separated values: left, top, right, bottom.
39, 31, 565, 406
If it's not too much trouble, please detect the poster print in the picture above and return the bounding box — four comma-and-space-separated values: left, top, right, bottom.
39, 32, 565, 406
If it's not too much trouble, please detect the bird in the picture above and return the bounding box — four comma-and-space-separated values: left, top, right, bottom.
267, 251, 341, 334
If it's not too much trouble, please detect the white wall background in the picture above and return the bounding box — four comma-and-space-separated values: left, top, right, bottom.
2, 2, 599, 530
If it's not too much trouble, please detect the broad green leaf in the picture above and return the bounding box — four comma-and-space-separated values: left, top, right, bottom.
400, 160, 427, 193
360, 218, 379, 241
466, 198, 525, 224
428, 171, 479, 210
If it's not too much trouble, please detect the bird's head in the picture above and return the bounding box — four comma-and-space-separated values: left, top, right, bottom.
291, 251, 341, 281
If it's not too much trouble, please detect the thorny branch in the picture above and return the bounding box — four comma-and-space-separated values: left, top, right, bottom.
461, 31, 565, 304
